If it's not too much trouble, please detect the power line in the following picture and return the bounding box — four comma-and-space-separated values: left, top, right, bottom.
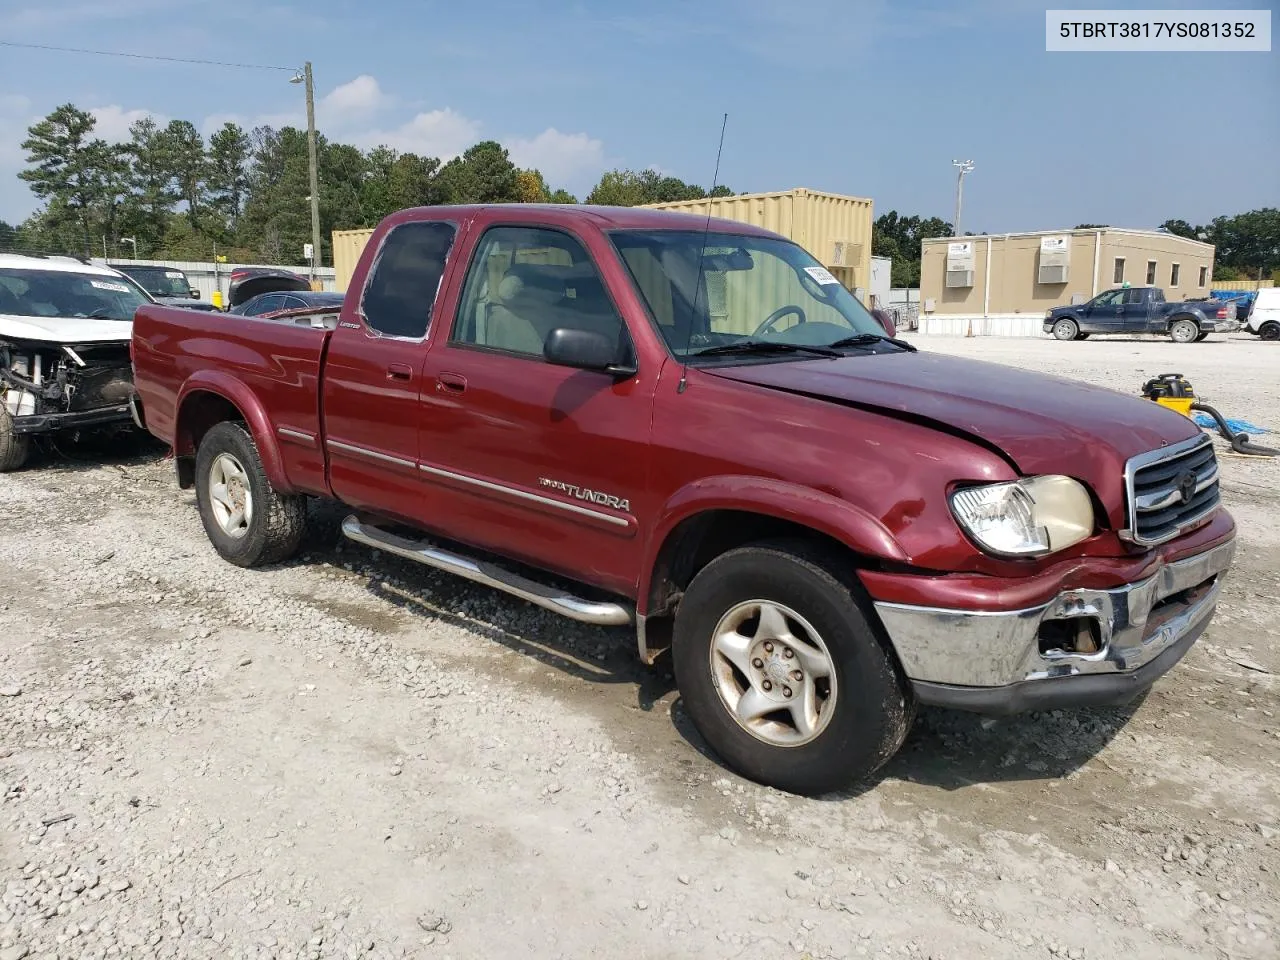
0, 40, 296, 72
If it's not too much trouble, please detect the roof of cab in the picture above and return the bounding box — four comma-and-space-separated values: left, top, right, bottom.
388, 203, 784, 239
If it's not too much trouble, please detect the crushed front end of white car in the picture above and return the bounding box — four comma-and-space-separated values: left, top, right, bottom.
0, 255, 148, 471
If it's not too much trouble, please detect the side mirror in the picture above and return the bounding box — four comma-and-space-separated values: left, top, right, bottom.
544, 328, 634, 376
871, 308, 897, 338
190, 288, 200, 299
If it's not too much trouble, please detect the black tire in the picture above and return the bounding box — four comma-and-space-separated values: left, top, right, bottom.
1194, 331, 1209, 342
1169, 318, 1199, 343
1260, 322, 1280, 342
194, 421, 306, 567
0, 406, 30, 472
1051, 318, 1079, 341
1076, 333, 1091, 340
672, 540, 913, 796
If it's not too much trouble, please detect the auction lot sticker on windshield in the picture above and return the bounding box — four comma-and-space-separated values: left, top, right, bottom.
1047, 9, 1271, 51
805, 266, 840, 285
90, 280, 131, 293
165, 271, 184, 278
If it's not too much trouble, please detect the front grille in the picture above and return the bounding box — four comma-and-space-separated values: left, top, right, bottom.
1124, 435, 1220, 546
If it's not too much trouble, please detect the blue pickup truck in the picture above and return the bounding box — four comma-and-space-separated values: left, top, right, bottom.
1044, 286, 1240, 343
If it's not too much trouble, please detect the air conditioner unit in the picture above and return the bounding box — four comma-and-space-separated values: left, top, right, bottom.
946, 269, 974, 288
945, 241, 974, 288
831, 241, 861, 267
1038, 235, 1070, 285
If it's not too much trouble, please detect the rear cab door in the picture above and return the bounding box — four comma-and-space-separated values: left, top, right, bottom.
319, 214, 465, 524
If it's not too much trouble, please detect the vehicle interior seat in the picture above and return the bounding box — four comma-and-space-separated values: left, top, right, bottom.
485, 264, 560, 354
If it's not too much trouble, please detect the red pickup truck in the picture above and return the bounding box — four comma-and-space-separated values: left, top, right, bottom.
130, 204, 1235, 795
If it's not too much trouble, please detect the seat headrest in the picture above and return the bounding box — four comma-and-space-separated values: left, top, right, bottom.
498, 263, 565, 305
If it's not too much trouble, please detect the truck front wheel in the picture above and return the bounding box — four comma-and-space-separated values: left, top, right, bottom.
1259, 321, 1280, 342
0, 406, 30, 472
672, 541, 913, 796
1051, 318, 1079, 341
195, 421, 306, 567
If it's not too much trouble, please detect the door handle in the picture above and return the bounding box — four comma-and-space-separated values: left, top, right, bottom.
437, 372, 467, 394
387, 363, 413, 382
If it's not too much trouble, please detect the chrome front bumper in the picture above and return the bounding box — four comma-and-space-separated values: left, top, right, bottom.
874, 539, 1235, 712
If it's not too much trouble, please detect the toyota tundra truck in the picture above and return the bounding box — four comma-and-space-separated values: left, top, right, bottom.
130, 205, 1236, 795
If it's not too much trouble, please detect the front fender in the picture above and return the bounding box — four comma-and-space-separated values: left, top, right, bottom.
638, 475, 909, 615
175, 369, 293, 493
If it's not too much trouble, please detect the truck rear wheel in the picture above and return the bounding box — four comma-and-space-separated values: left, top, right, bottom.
1169, 318, 1199, 343
195, 421, 306, 567
1052, 318, 1079, 341
0, 407, 30, 472
672, 541, 913, 796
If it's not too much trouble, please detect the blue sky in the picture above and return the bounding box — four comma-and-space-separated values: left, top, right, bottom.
1, 0, 1276, 230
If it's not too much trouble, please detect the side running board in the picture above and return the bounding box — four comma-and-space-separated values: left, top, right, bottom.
340, 516, 633, 627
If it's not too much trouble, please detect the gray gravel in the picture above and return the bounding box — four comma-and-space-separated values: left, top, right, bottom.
0, 332, 1276, 959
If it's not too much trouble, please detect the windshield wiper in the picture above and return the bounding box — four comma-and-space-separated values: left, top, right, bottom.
689, 339, 842, 359
827, 333, 917, 353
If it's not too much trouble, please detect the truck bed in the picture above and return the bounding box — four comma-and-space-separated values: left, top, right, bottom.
132, 303, 336, 494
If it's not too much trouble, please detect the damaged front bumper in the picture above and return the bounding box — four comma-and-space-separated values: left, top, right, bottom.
2, 340, 135, 436
12, 403, 133, 435
873, 538, 1235, 714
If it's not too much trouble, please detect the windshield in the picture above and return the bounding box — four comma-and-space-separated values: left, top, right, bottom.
0, 268, 152, 322
122, 267, 191, 297
610, 230, 883, 358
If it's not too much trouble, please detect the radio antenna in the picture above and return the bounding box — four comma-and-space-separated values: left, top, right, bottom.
677, 112, 728, 395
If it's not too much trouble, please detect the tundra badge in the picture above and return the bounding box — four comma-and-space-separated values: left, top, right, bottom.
539, 478, 631, 513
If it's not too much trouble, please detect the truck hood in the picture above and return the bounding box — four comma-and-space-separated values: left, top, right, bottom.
0, 312, 133, 344
703, 351, 1201, 482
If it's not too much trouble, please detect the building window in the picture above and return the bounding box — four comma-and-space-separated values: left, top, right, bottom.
1170, 263, 1180, 287
1146, 260, 1157, 285
1113, 258, 1125, 284
1199, 266, 1208, 287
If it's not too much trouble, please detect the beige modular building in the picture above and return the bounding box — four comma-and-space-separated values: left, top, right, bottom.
919, 228, 1216, 336
644, 188, 875, 302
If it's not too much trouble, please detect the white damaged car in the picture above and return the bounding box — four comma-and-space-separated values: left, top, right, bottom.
0, 254, 151, 471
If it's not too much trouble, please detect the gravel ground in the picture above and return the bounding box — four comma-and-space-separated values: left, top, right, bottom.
1, 333, 1276, 960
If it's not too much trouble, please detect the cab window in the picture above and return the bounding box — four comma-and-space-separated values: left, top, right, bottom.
361, 221, 457, 339
451, 226, 629, 362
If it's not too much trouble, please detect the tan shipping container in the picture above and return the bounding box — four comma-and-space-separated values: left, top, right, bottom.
333, 228, 376, 290
643, 188, 875, 302
334, 187, 876, 300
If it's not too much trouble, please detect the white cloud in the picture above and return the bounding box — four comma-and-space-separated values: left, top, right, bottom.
90, 105, 166, 143
507, 128, 606, 187
319, 75, 389, 126
355, 108, 483, 159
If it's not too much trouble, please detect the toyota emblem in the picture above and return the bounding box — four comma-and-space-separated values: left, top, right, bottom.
1176, 470, 1197, 505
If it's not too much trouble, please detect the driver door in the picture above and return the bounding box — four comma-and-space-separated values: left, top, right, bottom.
1083, 289, 1124, 332
416, 223, 654, 596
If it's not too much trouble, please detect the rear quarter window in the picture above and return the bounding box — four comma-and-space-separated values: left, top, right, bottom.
360, 221, 458, 339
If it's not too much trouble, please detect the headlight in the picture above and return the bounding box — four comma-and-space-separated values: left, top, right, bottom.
950, 476, 1094, 557
1044, 309, 1054, 319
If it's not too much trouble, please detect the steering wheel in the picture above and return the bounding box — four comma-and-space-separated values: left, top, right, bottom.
752, 305, 807, 338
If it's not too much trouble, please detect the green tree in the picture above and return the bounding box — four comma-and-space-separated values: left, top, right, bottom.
19, 104, 107, 255
122, 116, 178, 254
158, 120, 208, 234
1159, 219, 1199, 240
435, 140, 519, 204
0, 220, 16, 250
1074, 223, 1109, 229
547, 188, 577, 204
872, 211, 954, 287
1204, 208, 1280, 277
585, 168, 731, 206
207, 122, 251, 238
515, 168, 550, 203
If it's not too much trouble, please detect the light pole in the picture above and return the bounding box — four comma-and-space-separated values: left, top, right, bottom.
952, 160, 975, 237
120, 237, 137, 259
291, 62, 323, 285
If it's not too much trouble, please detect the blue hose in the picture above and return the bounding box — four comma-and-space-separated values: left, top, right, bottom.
1193, 413, 1269, 434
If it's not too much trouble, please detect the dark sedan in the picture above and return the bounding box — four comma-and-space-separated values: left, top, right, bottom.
228, 290, 346, 317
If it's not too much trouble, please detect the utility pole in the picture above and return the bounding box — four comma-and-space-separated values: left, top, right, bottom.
293, 61, 323, 285
952, 160, 975, 237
